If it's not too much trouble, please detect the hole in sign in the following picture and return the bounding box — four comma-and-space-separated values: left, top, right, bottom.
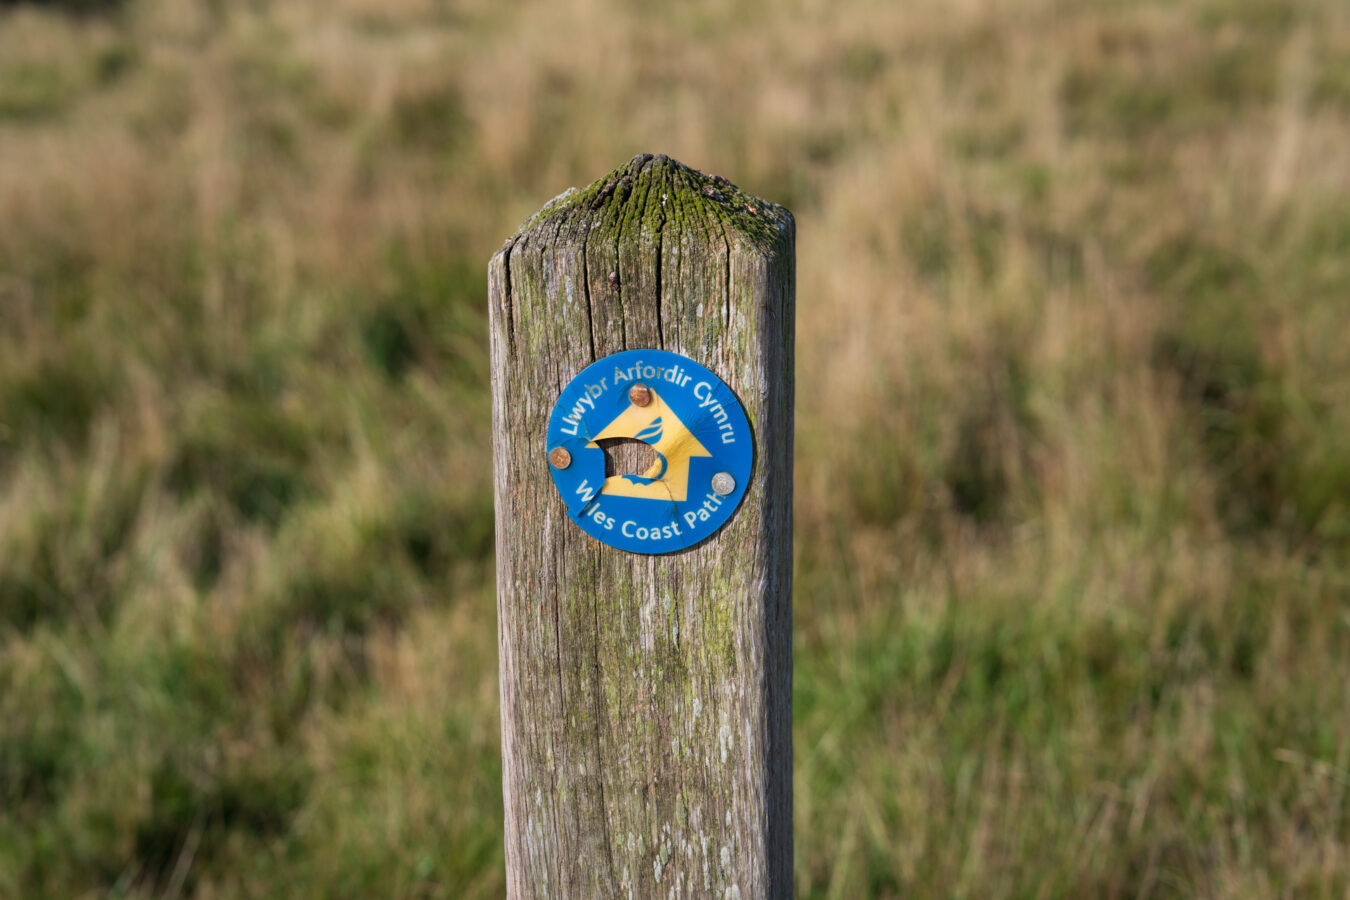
597, 437, 661, 479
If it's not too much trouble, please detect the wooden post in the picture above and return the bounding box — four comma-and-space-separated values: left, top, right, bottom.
488, 153, 794, 898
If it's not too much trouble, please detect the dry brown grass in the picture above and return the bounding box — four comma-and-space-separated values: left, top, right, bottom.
1, 0, 1349, 896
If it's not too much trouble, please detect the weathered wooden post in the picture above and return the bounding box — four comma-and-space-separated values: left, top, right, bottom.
488, 153, 794, 897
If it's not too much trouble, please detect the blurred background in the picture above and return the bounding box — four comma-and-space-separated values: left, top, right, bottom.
1, 0, 1348, 896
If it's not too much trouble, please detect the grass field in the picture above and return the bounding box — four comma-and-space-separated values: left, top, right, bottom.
2, 0, 1349, 896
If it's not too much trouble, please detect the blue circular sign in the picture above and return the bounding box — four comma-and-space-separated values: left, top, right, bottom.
546, 349, 754, 554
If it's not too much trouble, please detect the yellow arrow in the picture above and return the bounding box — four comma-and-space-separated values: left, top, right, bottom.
587, 388, 711, 502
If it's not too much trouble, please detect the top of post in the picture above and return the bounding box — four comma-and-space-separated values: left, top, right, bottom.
502, 153, 794, 257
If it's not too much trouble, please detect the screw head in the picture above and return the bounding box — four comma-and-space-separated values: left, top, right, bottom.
711, 472, 735, 496
629, 384, 652, 407
549, 447, 572, 469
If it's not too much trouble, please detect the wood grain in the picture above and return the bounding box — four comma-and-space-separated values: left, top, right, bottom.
489, 153, 794, 898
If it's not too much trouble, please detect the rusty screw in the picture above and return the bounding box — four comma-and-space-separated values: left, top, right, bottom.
549, 447, 572, 469
629, 383, 652, 407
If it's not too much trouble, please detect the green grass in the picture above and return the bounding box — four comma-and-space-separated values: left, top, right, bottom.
1, 0, 1349, 896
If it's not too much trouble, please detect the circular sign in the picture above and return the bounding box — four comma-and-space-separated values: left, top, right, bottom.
545, 349, 754, 554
